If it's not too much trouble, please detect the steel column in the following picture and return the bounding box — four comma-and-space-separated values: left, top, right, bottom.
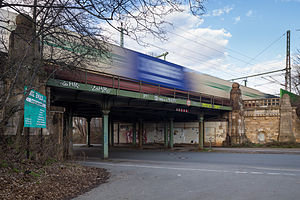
198, 114, 204, 150
86, 117, 91, 147
133, 122, 137, 146
138, 120, 143, 148
164, 122, 168, 148
169, 118, 174, 149
117, 123, 120, 144
102, 110, 110, 159
111, 120, 114, 146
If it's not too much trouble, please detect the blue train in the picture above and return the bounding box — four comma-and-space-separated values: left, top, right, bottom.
96, 43, 269, 100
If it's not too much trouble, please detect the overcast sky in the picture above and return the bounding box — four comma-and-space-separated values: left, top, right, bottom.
101, 0, 300, 96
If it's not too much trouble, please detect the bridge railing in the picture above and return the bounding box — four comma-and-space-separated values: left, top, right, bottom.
46, 66, 231, 107
243, 98, 280, 108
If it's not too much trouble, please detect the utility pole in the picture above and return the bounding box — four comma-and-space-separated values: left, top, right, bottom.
243, 79, 247, 87
120, 22, 124, 48
285, 30, 291, 92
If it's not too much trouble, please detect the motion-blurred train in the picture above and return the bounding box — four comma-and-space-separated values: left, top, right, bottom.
91, 43, 270, 100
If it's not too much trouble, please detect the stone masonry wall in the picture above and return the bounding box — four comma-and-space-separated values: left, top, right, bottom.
292, 107, 300, 143
243, 96, 300, 144
244, 108, 280, 144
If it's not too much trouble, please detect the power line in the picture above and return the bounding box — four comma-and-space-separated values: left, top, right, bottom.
172, 25, 253, 60
229, 68, 286, 81
167, 27, 287, 78
170, 26, 286, 69
143, 42, 242, 78
120, 27, 287, 87
166, 30, 257, 66
242, 33, 286, 68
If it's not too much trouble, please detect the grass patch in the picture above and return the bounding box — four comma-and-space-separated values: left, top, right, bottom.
0, 160, 9, 168
11, 167, 20, 173
45, 158, 57, 165
29, 171, 40, 177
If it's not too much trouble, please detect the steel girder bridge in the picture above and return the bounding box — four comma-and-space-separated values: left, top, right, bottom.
46, 67, 232, 158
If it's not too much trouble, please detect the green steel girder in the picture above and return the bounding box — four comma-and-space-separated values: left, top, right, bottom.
47, 78, 232, 111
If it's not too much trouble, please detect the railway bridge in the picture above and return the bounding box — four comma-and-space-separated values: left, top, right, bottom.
4, 11, 298, 161
46, 66, 232, 158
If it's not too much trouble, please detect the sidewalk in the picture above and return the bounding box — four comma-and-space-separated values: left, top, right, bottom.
73, 143, 300, 156
212, 147, 300, 154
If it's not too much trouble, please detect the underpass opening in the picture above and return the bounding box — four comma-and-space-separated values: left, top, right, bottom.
49, 83, 230, 159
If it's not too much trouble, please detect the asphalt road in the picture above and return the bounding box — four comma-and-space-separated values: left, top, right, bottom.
74, 148, 300, 200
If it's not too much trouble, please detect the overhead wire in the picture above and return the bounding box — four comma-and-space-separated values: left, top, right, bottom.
166, 26, 287, 77
118, 25, 287, 93
164, 29, 287, 82
171, 25, 253, 60
242, 33, 286, 68
146, 42, 240, 77
142, 41, 242, 78
166, 30, 257, 66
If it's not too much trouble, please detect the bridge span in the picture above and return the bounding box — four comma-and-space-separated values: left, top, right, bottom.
47, 67, 232, 158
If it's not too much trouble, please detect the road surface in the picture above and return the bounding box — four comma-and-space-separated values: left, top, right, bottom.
74, 148, 300, 200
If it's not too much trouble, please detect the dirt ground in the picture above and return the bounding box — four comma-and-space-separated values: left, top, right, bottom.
0, 160, 110, 200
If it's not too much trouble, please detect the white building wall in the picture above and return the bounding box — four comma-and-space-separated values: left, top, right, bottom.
114, 121, 227, 146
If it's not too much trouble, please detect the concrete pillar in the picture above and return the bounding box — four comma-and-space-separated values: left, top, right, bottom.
169, 118, 174, 149
102, 110, 110, 159
138, 120, 143, 148
86, 117, 91, 147
164, 122, 168, 148
198, 114, 204, 150
132, 122, 137, 146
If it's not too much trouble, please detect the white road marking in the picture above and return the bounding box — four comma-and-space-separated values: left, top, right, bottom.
235, 171, 248, 174
267, 172, 282, 175
282, 173, 296, 176
83, 161, 298, 177
89, 162, 230, 173
250, 172, 264, 175
248, 166, 300, 172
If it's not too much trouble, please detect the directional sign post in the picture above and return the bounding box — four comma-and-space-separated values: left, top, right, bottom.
24, 88, 47, 128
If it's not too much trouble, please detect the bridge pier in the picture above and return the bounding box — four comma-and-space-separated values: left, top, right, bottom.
110, 119, 114, 147
102, 110, 110, 159
117, 123, 120, 144
138, 120, 143, 149
86, 117, 91, 147
108, 117, 112, 147
198, 114, 204, 150
169, 118, 174, 149
132, 122, 137, 146
164, 122, 168, 148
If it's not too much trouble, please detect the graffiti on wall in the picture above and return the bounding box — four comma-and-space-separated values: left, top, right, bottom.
116, 122, 227, 145
118, 124, 148, 143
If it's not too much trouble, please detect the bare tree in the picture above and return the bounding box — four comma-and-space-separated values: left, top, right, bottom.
0, 0, 206, 133
292, 49, 300, 95
0, 1, 206, 161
